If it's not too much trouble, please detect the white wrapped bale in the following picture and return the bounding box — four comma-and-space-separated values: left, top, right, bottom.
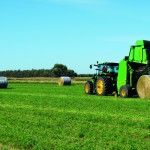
58, 77, 71, 86
0, 77, 8, 88
137, 75, 150, 98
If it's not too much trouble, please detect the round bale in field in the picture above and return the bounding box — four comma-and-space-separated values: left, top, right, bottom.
0, 77, 8, 88
137, 75, 150, 98
58, 77, 71, 86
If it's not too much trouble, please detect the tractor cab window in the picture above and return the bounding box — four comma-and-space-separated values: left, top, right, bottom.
102, 66, 107, 72
98, 65, 105, 74
107, 66, 113, 73
114, 66, 118, 73
98, 64, 118, 74
108, 65, 118, 73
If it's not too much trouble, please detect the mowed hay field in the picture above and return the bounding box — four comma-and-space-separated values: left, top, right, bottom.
0, 79, 150, 149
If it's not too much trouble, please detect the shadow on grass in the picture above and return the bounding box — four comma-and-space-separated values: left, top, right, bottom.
4, 88, 14, 90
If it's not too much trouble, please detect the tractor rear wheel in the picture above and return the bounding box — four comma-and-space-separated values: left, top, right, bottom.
120, 85, 132, 98
85, 81, 93, 94
96, 77, 109, 96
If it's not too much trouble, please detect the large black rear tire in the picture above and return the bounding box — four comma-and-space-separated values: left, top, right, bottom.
96, 77, 109, 96
85, 81, 93, 94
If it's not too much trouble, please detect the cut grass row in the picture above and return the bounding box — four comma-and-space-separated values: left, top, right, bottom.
8, 77, 91, 84
0, 83, 150, 149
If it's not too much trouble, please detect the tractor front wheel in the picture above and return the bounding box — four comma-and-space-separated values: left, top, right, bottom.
85, 81, 93, 94
120, 85, 132, 98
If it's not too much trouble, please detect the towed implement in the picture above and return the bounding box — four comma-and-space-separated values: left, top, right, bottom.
85, 40, 150, 98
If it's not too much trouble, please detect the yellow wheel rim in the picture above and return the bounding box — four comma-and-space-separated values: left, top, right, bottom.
85, 83, 89, 93
121, 89, 126, 97
96, 80, 104, 95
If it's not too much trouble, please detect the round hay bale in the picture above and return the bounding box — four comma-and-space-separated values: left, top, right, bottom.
58, 77, 71, 86
0, 77, 8, 88
137, 75, 150, 98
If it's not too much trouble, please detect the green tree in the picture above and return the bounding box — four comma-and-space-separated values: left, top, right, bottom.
50, 64, 77, 77
50, 64, 67, 77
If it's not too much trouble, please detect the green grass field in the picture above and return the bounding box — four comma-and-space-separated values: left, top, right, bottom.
0, 82, 150, 149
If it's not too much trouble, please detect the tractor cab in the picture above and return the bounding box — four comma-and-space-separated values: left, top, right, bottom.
90, 62, 118, 75
97, 63, 119, 75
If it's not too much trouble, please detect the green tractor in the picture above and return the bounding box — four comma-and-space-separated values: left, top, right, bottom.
85, 62, 119, 96
85, 40, 150, 98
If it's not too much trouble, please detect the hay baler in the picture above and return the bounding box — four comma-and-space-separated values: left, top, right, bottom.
85, 40, 150, 98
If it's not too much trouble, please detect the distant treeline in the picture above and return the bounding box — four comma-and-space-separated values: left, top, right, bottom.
0, 70, 92, 78
0, 69, 50, 78
0, 64, 80, 78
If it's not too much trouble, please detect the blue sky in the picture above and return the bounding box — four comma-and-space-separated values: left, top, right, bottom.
0, 0, 150, 74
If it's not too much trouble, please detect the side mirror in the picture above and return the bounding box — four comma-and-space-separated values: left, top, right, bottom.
90, 65, 92, 69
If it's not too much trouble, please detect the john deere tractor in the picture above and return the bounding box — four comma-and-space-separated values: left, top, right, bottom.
85, 62, 119, 96
85, 40, 150, 98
